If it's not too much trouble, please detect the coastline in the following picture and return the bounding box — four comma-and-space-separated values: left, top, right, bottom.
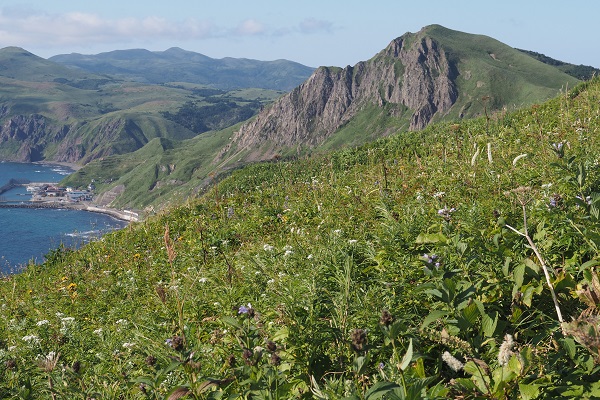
0, 201, 138, 222
32, 160, 83, 171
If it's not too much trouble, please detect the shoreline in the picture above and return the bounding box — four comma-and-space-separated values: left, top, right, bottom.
0, 201, 138, 222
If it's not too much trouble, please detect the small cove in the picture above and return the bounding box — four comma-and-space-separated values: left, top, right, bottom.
0, 162, 127, 274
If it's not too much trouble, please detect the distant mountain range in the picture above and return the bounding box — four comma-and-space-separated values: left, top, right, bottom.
1, 25, 596, 209
49, 48, 315, 91
0, 46, 307, 163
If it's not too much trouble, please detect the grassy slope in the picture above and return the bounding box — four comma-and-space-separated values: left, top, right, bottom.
2, 78, 600, 398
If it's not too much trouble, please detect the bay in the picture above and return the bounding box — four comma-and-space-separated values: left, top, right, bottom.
0, 162, 127, 274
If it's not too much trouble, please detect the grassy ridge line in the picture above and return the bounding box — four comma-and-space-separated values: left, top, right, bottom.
0, 78, 599, 397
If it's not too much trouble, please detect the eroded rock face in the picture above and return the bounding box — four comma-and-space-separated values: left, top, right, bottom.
225, 30, 458, 159
0, 114, 71, 162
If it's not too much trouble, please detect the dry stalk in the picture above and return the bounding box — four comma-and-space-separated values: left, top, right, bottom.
504, 199, 566, 335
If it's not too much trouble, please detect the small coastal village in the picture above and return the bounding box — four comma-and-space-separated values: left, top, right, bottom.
28, 181, 95, 203
0, 177, 139, 222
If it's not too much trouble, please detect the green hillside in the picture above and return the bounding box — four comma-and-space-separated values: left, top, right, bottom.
2, 77, 600, 398
0, 47, 283, 163
517, 48, 600, 81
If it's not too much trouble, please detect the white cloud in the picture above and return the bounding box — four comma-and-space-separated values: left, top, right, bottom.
0, 8, 219, 49
234, 19, 266, 36
298, 18, 333, 34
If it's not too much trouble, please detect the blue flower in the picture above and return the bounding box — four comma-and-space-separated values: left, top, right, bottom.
238, 305, 249, 314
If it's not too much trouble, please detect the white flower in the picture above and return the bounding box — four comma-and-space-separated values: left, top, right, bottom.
199, 277, 208, 283
283, 245, 293, 251
55, 312, 65, 318
122, 342, 135, 349
22, 334, 40, 344
498, 334, 515, 366
307, 254, 313, 259
333, 229, 342, 235
442, 351, 464, 372
349, 239, 358, 244
267, 279, 275, 284
284, 250, 293, 256
61, 317, 75, 324
93, 328, 103, 335
36, 320, 49, 326
7, 346, 17, 352
115, 319, 128, 325
263, 244, 274, 251
433, 191, 445, 199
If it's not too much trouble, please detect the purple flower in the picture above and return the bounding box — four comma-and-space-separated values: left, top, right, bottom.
238, 303, 253, 314
378, 362, 385, 369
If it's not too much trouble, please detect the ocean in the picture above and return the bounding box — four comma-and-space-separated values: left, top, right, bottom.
0, 162, 128, 274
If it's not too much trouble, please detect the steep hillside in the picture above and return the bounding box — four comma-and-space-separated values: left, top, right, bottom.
50, 47, 315, 91
0, 47, 283, 163
218, 25, 579, 164
2, 77, 600, 398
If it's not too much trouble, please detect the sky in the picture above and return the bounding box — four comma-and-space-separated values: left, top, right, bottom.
0, 0, 598, 68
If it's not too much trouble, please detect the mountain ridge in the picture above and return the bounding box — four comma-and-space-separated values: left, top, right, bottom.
49, 48, 315, 91
216, 25, 579, 166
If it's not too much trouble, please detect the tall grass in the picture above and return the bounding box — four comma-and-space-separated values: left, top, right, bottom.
1, 78, 600, 398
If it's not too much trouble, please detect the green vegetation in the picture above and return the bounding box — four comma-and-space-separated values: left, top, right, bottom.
49, 47, 315, 91
517, 49, 600, 81
0, 47, 286, 164
2, 77, 600, 398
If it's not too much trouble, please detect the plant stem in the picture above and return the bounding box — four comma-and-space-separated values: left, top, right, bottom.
505, 204, 566, 334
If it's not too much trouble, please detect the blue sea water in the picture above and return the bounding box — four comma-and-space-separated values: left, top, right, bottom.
0, 162, 127, 274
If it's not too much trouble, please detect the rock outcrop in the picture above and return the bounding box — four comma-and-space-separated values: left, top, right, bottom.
0, 113, 71, 162
223, 28, 458, 161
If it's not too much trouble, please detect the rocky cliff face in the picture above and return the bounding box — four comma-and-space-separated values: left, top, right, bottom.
0, 113, 72, 162
223, 30, 458, 161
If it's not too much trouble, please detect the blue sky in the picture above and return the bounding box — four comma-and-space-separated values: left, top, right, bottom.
0, 0, 598, 68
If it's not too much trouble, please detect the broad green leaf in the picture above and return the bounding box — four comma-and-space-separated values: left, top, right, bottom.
415, 232, 448, 244
353, 354, 370, 375
560, 337, 576, 360
421, 310, 449, 329
513, 263, 525, 288
221, 316, 242, 330
481, 311, 498, 337
519, 383, 541, 400
458, 301, 479, 329
364, 382, 401, 400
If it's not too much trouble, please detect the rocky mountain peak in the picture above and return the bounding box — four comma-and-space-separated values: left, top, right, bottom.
221, 29, 459, 162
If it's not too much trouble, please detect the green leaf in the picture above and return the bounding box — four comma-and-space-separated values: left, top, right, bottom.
353, 354, 370, 375
221, 316, 242, 330
481, 311, 498, 338
560, 337, 576, 360
519, 383, 541, 400
421, 310, 449, 330
400, 338, 413, 371
513, 263, 525, 288
458, 301, 479, 330
365, 382, 401, 400
415, 232, 448, 244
